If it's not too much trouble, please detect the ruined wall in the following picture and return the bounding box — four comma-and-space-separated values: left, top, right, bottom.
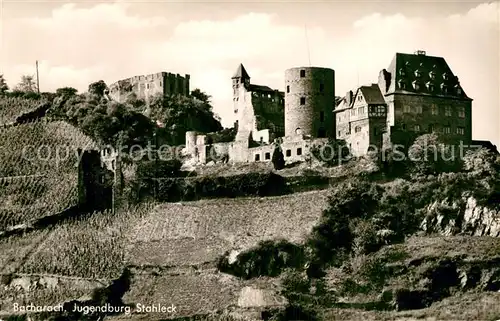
284, 67, 335, 138
251, 90, 285, 138
108, 72, 190, 103
234, 88, 256, 142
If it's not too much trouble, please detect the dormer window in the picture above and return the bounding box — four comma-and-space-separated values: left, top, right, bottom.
455, 84, 462, 95
426, 82, 434, 92
414, 69, 421, 78
398, 79, 406, 90
442, 72, 449, 80
441, 83, 448, 94
412, 81, 420, 90
429, 71, 436, 80
398, 68, 405, 76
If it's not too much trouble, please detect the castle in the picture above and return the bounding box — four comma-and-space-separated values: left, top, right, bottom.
108, 72, 190, 103
185, 50, 472, 164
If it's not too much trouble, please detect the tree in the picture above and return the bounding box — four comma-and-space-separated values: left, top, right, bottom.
56, 87, 78, 97
15, 75, 38, 93
148, 93, 222, 145
271, 145, 285, 170
88, 80, 108, 97
407, 133, 459, 175
191, 88, 211, 104
0, 74, 8, 94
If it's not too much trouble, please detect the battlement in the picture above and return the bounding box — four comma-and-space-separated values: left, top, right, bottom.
108, 71, 190, 102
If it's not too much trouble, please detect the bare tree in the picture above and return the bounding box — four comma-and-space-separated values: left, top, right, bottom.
15, 75, 38, 93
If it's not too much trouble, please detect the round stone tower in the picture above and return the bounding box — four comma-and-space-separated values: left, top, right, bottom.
284, 67, 335, 138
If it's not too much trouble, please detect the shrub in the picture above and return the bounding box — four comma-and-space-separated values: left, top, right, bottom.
134, 172, 288, 202
310, 138, 351, 167
135, 159, 182, 180
217, 240, 306, 279
271, 146, 285, 170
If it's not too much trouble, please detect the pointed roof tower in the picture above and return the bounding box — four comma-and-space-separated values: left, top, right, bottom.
232, 63, 250, 80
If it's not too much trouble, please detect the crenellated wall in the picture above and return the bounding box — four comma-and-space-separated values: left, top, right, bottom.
108, 72, 190, 103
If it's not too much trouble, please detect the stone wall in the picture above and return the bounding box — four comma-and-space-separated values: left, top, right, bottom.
386, 93, 472, 146
108, 72, 190, 103
284, 67, 335, 138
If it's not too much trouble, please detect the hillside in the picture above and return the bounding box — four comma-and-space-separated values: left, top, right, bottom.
0, 97, 44, 125
0, 120, 99, 230
126, 190, 329, 267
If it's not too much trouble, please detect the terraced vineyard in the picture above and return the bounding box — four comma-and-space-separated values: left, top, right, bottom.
0, 97, 44, 125
0, 120, 99, 230
126, 190, 330, 267
0, 120, 98, 177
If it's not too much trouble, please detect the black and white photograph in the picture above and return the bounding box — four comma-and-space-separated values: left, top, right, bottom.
0, 0, 499, 320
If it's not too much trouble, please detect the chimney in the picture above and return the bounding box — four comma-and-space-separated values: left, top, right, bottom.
346, 90, 353, 105
414, 50, 426, 56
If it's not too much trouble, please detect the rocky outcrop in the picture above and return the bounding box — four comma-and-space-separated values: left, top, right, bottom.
421, 195, 500, 237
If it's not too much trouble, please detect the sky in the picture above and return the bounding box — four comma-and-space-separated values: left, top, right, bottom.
1, 0, 499, 146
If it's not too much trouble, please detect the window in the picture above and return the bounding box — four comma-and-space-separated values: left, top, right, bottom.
300, 70, 305, 77
320, 111, 325, 122
286, 149, 291, 157
444, 126, 451, 134
300, 97, 306, 105
429, 71, 436, 80
338, 130, 341, 137
413, 81, 420, 90
441, 83, 449, 94
351, 109, 356, 116
358, 107, 365, 115
457, 106, 465, 118
414, 124, 421, 132
414, 69, 421, 78
297, 148, 302, 156
160, 81, 162, 86
457, 127, 465, 135
398, 80, 406, 90
445, 106, 452, 116
265, 152, 271, 160
428, 124, 434, 133
259, 137, 263, 144
267, 94, 271, 98
320, 83, 324, 92
286, 85, 290, 93
358, 95, 362, 102
146, 84, 149, 89
456, 86, 462, 95
403, 105, 411, 113
442, 72, 449, 80
355, 126, 362, 133
414, 105, 423, 114
431, 104, 438, 115
427, 82, 434, 92
255, 154, 260, 161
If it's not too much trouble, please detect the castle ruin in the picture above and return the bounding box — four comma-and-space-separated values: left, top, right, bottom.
108, 72, 190, 103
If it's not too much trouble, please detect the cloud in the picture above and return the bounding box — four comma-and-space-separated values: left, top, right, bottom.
346, 2, 499, 144
2, 1, 498, 145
